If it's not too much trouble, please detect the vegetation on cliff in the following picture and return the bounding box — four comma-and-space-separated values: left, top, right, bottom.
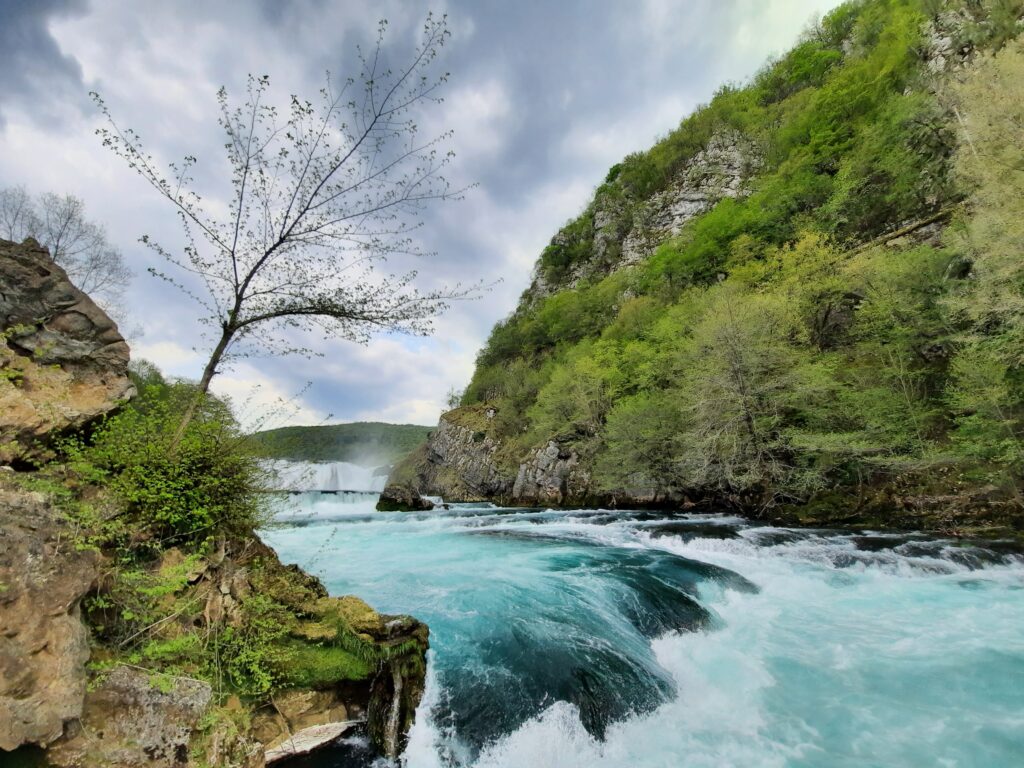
14, 360, 427, 762
451, 0, 1024, 527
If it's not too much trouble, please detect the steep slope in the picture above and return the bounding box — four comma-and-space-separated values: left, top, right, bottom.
384, 0, 1024, 536
0, 239, 429, 765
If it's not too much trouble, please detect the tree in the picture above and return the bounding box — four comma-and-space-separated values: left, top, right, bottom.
91, 15, 475, 434
0, 185, 133, 309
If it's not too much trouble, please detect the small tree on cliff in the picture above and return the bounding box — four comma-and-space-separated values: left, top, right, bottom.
91, 15, 473, 434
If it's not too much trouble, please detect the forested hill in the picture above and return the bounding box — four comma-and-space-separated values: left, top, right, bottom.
253, 422, 431, 465
384, 0, 1024, 534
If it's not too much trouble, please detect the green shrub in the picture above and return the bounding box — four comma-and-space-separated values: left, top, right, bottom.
71, 379, 270, 545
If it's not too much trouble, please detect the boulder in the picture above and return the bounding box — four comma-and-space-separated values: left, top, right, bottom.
0, 238, 134, 464
0, 482, 98, 751
376, 483, 435, 511
47, 665, 212, 768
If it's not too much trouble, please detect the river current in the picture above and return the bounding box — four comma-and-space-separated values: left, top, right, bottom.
262, 490, 1024, 768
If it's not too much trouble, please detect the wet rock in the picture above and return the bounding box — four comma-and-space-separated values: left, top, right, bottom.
376, 484, 435, 512
0, 238, 134, 464
253, 689, 355, 762
0, 482, 98, 752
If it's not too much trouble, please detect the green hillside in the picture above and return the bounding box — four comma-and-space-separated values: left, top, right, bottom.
252, 422, 432, 465
449, 0, 1024, 523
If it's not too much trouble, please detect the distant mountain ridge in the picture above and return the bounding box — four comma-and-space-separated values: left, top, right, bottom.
252, 422, 432, 465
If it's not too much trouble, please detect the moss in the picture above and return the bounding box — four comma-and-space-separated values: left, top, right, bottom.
278, 640, 374, 687
443, 404, 497, 434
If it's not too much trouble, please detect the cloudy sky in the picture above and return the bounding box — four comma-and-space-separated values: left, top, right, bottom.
0, 0, 842, 429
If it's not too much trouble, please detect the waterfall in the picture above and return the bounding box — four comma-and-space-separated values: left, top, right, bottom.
385, 665, 404, 758
266, 460, 388, 493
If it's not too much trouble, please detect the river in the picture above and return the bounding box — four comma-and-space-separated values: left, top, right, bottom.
262, 491, 1024, 767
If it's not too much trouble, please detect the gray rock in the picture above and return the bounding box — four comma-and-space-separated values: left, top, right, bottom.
47, 665, 212, 768
512, 441, 587, 505
621, 130, 760, 264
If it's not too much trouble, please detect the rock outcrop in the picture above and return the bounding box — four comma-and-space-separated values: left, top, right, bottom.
46, 666, 216, 768
526, 130, 761, 300
512, 441, 588, 506
378, 407, 514, 510
0, 481, 98, 753
377, 482, 435, 512
0, 238, 134, 465
620, 130, 760, 265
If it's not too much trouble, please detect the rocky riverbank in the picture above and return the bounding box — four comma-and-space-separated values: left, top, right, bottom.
0, 237, 429, 766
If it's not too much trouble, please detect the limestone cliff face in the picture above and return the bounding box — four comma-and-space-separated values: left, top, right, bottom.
526, 130, 760, 301
0, 238, 134, 465
379, 407, 514, 508
512, 441, 588, 506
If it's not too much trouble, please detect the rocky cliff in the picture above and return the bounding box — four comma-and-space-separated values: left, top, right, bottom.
0, 238, 134, 466
383, 1, 1024, 538
0, 238, 430, 765
0, 483, 97, 753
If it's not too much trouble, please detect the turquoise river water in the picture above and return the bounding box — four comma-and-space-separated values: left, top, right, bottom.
262, 491, 1024, 768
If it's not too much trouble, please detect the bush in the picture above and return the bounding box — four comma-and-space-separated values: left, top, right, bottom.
68, 377, 270, 546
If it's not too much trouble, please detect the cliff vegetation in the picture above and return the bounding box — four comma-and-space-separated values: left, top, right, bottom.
392, 0, 1024, 536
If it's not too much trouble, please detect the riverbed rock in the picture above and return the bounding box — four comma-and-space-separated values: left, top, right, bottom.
0, 238, 134, 465
377, 482, 435, 512
0, 481, 98, 752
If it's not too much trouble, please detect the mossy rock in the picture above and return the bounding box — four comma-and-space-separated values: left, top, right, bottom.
278, 640, 374, 687
315, 595, 383, 634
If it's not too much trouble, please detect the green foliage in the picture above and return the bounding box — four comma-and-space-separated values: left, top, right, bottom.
67, 379, 270, 544
456, 0, 1024, 505
941, 39, 1024, 484
278, 642, 373, 688
219, 594, 296, 697
251, 422, 432, 464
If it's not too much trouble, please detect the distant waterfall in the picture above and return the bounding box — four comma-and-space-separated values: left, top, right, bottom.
266, 460, 388, 493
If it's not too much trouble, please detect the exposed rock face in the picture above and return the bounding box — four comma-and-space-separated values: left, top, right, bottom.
526, 130, 760, 300
0, 482, 98, 752
512, 441, 588, 506
379, 408, 514, 509
47, 666, 214, 768
0, 238, 134, 465
424, 414, 510, 498
254, 689, 354, 762
620, 130, 760, 265
365, 612, 429, 758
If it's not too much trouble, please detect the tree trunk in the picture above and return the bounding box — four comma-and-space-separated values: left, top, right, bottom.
169, 325, 233, 450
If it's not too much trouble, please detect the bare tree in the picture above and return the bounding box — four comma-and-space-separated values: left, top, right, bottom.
0, 185, 133, 309
90, 15, 475, 434
0, 185, 39, 241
